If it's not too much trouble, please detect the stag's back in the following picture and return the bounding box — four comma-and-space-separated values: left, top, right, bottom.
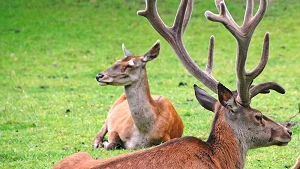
54, 137, 222, 169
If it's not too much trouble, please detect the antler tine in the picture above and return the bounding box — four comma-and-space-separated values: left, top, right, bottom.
205, 1, 241, 39
247, 33, 269, 79
250, 82, 285, 99
205, 36, 215, 77
244, 0, 254, 24
137, 0, 173, 43
138, 0, 219, 94
138, 0, 193, 43
205, 0, 272, 105
206, 0, 268, 41
248, 0, 268, 31
173, 0, 193, 36
248, 33, 286, 98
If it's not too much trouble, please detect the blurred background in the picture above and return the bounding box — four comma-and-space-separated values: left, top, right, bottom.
0, 0, 299, 168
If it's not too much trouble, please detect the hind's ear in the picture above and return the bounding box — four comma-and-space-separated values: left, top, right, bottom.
122, 44, 133, 57
142, 40, 160, 62
217, 83, 238, 112
194, 84, 217, 113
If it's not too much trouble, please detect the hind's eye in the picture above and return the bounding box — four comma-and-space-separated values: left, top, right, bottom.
127, 64, 134, 68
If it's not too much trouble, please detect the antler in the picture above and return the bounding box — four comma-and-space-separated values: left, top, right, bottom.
138, 0, 219, 93
205, 0, 285, 105
138, 0, 285, 105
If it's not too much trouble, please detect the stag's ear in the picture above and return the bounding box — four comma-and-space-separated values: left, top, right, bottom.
122, 44, 133, 57
142, 40, 160, 62
217, 83, 238, 112
194, 84, 217, 112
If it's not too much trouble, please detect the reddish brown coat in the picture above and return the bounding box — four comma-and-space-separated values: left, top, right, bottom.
93, 41, 183, 150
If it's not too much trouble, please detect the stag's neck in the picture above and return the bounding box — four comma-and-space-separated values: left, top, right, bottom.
206, 105, 247, 169
124, 69, 155, 133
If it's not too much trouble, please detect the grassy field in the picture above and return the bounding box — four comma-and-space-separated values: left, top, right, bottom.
0, 0, 299, 168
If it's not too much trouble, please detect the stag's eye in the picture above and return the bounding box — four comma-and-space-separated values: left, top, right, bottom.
255, 115, 262, 121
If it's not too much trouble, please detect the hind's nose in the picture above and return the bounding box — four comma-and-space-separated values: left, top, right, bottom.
96, 74, 104, 81
288, 130, 292, 136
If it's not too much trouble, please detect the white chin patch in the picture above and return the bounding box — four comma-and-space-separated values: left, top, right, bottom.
98, 82, 108, 86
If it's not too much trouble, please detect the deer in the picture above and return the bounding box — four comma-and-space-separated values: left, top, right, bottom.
93, 40, 184, 150
53, 0, 292, 168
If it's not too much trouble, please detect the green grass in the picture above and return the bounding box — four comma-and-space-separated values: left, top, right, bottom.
0, 0, 299, 168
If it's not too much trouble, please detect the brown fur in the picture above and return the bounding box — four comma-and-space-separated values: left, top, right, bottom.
93, 41, 184, 150
53, 106, 241, 169
54, 85, 291, 169
95, 93, 184, 147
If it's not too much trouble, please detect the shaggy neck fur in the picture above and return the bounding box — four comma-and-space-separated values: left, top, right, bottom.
206, 104, 246, 169
124, 67, 155, 133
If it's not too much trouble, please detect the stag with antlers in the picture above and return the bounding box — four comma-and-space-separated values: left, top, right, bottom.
53, 0, 292, 168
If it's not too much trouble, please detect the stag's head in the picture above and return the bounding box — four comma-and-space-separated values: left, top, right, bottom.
138, 0, 292, 149
96, 40, 160, 86
194, 83, 292, 149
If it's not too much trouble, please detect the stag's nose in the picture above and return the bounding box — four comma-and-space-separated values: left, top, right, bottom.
96, 74, 104, 81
